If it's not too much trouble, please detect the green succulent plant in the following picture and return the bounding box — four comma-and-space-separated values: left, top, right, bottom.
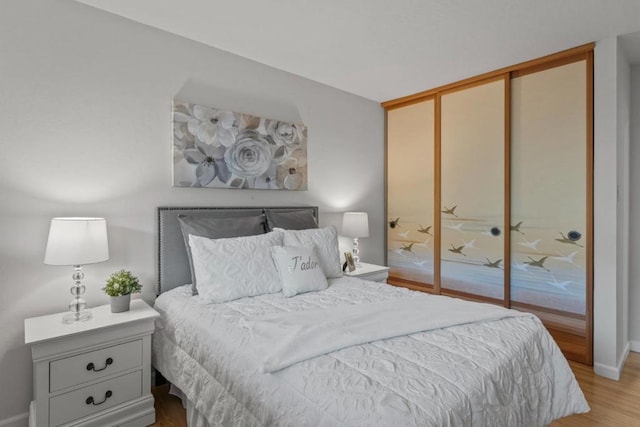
103, 269, 142, 297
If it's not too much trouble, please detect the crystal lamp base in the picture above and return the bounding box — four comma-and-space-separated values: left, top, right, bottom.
62, 265, 92, 324
62, 310, 92, 324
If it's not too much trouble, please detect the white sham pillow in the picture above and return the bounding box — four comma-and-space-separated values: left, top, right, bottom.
188, 232, 283, 303
275, 226, 342, 278
271, 245, 329, 297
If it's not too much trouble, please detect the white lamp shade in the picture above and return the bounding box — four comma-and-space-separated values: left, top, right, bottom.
342, 212, 369, 238
44, 217, 109, 266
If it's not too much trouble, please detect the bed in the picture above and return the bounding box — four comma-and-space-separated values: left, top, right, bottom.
152, 206, 589, 427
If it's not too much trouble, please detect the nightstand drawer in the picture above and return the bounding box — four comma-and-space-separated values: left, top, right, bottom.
50, 339, 142, 392
49, 370, 142, 426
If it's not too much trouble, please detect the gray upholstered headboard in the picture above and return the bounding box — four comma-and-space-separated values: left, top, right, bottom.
157, 206, 318, 294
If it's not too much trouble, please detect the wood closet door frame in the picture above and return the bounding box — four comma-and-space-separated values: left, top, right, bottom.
383, 43, 594, 364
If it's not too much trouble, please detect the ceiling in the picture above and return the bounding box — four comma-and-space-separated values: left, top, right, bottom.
76, 0, 640, 102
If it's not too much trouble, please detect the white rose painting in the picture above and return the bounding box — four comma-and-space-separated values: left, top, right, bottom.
172, 101, 307, 190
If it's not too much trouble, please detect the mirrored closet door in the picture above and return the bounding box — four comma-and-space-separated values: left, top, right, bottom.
439, 77, 506, 302
386, 98, 435, 287
510, 58, 591, 363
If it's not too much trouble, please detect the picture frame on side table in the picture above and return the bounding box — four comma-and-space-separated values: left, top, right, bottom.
344, 252, 356, 272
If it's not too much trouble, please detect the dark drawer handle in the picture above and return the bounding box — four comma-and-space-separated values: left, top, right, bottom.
86, 357, 113, 372
86, 390, 112, 406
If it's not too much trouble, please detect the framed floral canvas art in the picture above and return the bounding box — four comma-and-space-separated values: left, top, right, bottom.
172, 101, 307, 190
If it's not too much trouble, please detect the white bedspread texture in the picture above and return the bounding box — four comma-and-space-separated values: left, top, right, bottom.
249, 295, 529, 373
153, 277, 588, 427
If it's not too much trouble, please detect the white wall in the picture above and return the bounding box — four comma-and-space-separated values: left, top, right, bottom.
630, 65, 640, 349
0, 0, 384, 424
593, 36, 631, 380
616, 42, 631, 362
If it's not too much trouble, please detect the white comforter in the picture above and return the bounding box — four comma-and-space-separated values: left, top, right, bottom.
249, 295, 529, 373
153, 277, 588, 427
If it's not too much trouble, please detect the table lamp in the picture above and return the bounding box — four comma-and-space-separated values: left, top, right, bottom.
342, 212, 369, 267
44, 217, 109, 323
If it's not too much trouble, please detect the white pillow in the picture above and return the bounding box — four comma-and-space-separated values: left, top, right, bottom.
275, 226, 342, 278
271, 245, 329, 297
188, 232, 283, 303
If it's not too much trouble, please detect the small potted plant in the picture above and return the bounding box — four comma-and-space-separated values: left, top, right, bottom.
103, 269, 142, 313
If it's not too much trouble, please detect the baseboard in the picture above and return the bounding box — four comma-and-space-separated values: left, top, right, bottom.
620, 341, 631, 373
629, 340, 640, 352
0, 411, 28, 427
594, 341, 631, 381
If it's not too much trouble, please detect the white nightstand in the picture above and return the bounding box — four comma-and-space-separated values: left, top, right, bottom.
345, 262, 390, 283
25, 299, 159, 427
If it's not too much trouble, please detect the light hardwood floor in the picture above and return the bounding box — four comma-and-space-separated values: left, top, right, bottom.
151, 352, 640, 426
151, 384, 186, 427
550, 351, 640, 426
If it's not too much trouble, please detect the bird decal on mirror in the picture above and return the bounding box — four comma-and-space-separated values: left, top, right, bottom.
512, 262, 530, 272
483, 258, 502, 269
524, 256, 550, 272
415, 239, 430, 248
518, 238, 541, 251
546, 276, 572, 292
511, 221, 525, 235
463, 239, 476, 249
400, 242, 414, 253
445, 223, 464, 232
417, 225, 432, 235
555, 232, 584, 247
551, 251, 578, 265
442, 205, 458, 217
448, 243, 466, 256
412, 260, 428, 269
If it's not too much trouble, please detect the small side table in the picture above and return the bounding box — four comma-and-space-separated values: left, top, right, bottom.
345, 262, 390, 283
25, 299, 159, 427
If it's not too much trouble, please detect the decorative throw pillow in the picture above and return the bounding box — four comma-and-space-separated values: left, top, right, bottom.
178, 214, 266, 294
188, 232, 283, 303
265, 209, 318, 231
271, 245, 329, 297
276, 226, 342, 278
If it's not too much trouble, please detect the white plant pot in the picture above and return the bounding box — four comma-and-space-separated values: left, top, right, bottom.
110, 294, 131, 313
